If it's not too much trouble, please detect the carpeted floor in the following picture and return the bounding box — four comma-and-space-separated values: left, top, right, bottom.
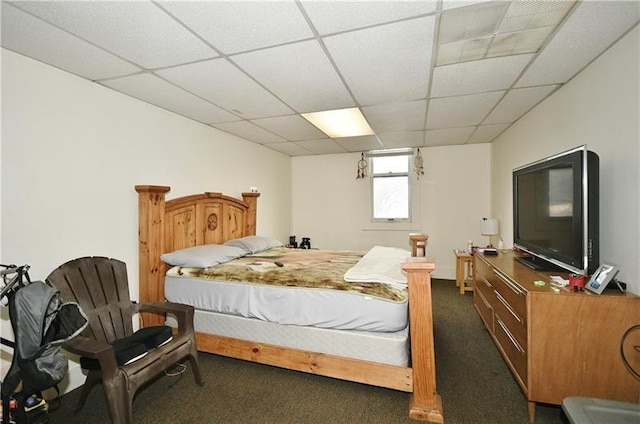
48, 279, 568, 423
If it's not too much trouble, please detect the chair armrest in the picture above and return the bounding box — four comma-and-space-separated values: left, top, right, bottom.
62, 335, 112, 358
135, 301, 195, 334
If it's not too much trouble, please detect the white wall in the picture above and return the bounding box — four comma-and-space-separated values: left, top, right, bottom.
0, 50, 292, 387
291, 144, 492, 280
491, 26, 640, 295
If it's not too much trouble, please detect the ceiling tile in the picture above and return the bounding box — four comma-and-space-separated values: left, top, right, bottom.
468, 123, 510, 143
437, 1, 575, 65
160, 1, 313, 55
438, 1, 507, 45
424, 127, 476, 146
334, 135, 384, 152
499, 1, 575, 33
487, 27, 553, 58
12, 1, 217, 69
427, 91, 504, 129
251, 115, 327, 141
431, 54, 534, 97
157, 58, 294, 119
1, 3, 141, 80
442, 1, 491, 11
301, 1, 437, 35
323, 16, 435, 105
213, 121, 286, 144
232, 40, 354, 113
101, 73, 238, 124
516, 1, 640, 87
295, 139, 349, 155
2, 0, 633, 156
266, 142, 315, 157
378, 131, 425, 149
362, 100, 427, 133
484, 85, 559, 124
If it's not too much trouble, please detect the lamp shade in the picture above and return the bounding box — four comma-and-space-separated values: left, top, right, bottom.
481, 218, 499, 236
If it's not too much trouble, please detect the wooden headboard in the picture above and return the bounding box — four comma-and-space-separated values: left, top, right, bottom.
135, 185, 259, 309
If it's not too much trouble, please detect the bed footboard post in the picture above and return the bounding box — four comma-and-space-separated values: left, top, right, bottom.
135, 185, 171, 326
402, 259, 444, 423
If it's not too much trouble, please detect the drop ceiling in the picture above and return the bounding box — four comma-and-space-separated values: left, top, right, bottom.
2, 1, 638, 156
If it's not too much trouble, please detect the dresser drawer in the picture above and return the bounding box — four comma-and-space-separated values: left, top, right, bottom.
493, 291, 527, 351
491, 268, 527, 322
474, 284, 494, 330
495, 316, 527, 386
475, 255, 493, 283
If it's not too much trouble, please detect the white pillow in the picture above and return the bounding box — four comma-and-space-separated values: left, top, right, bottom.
223, 236, 283, 254
160, 244, 247, 268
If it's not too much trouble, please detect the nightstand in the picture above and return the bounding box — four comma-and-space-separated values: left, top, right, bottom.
454, 250, 474, 294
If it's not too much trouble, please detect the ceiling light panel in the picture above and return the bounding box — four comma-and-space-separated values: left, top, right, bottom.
232, 40, 354, 113
101, 73, 238, 124
1, 4, 141, 80
160, 1, 313, 55
324, 16, 435, 105
302, 108, 373, 138
157, 59, 293, 120
301, 1, 437, 35
13, 1, 217, 69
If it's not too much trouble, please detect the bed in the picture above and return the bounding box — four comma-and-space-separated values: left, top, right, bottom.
135, 185, 443, 423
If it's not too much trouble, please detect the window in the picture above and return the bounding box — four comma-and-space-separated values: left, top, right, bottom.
370, 153, 410, 221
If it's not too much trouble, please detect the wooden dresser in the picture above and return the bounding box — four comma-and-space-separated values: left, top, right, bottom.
473, 250, 640, 423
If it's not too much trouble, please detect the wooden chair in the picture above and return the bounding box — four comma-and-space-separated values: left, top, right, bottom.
46, 256, 204, 423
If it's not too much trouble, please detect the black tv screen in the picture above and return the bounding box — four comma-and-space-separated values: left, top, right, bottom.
513, 145, 599, 275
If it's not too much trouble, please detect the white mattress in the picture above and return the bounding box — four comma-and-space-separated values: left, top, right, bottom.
165, 274, 408, 332
175, 309, 410, 367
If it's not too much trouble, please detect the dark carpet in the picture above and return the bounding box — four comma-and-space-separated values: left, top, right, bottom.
48, 280, 567, 423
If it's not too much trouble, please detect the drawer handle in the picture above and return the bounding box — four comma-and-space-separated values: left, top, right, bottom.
478, 288, 492, 309
495, 292, 523, 324
495, 269, 525, 296
481, 275, 492, 288
497, 318, 525, 355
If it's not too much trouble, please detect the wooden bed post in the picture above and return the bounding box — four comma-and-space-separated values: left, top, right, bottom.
241, 192, 260, 236
402, 259, 444, 423
135, 185, 170, 326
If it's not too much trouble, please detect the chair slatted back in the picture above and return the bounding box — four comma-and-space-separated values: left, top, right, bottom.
47, 257, 135, 344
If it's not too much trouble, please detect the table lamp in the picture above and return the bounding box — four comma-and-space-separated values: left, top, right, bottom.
481, 218, 499, 247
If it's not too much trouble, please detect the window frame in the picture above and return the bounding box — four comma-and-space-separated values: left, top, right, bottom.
368, 151, 412, 223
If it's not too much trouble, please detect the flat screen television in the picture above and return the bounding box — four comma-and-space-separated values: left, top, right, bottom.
513, 145, 599, 275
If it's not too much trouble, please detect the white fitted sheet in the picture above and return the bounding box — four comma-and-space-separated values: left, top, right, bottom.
165, 274, 408, 332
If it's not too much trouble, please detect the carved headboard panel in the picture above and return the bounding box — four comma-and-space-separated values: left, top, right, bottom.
135, 185, 259, 310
